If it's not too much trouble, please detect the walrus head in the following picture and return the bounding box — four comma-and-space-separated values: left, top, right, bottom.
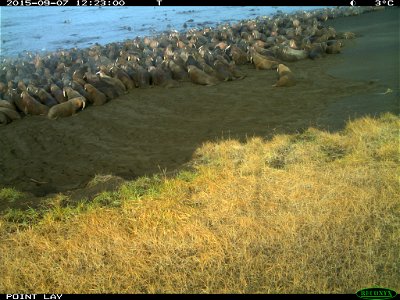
71, 97, 85, 110
277, 64, 292, 77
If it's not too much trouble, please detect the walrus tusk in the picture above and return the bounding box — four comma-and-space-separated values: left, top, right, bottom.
375, 88, 393, 95
30, 178, 48, 184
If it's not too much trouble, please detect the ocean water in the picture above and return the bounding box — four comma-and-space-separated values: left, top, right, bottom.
0, 6, 326, 58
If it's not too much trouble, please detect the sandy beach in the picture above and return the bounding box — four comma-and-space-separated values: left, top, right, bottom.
0, 7, 398, 209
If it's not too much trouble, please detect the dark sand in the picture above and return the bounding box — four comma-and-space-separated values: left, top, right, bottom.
0, 8, 398, 209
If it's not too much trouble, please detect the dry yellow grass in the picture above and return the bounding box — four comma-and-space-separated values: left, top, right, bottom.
0, 113, 399, 293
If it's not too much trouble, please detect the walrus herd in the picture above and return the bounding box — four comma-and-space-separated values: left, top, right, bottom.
0, 6, 383, 125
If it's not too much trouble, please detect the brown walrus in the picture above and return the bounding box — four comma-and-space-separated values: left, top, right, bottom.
213, 60, 234, 81
63, 86, 85, 100
16, 91, 49, 115
187, 65, 219, 86
48, 97, 86, 119
326, 40, 342, 54
72, 70, 87, 86
308, 43, 327, 60
17, 80, 28, 92
0, 99, 17, 110
84, 83, 107, 106
0, 107, 21, 121
0, 82, 6, 94
166, 59, 189, 81
5, 89, 21, 110
70, 81, 91, 99
148, 66, 170, 86
226, 45, 248, 65
276, 46, 308, 62
337, 32, 356, 39
84, 72, 121, 100
134, 65, 151, 88
273, 64, 296, 87
37, 88, 58, 107
110, 66, 135, 90
250, 48, 279, 70
228, 62, 247, 80
50, 84, 68, 103
97, 70, 127, 94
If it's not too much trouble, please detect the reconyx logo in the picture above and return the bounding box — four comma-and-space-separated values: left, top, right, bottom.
356, 287, 398, 300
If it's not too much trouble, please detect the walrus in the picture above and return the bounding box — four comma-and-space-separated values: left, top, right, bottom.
166, 59, 189, 81
37, 88, 58, 107
252, 44, 275, 57
337, 32, 356, 40
213, 60, 233, 81
47, 97, 86, 119
7, 81, 16, 91
72, 70, 87, 86
187, 65, 219, 86
0, 99, 17, 110
5, 89, 21, 110
0, 107, 21, 121
110, 66, 135, 90
84, 83, 107, 106
226, 45, 248, 65
250, 49, 279, 70
0, 82, 6, 94
63, 86, 85, 100
26, 83, 40, 93
84, 72, 121, 100
17, 80, 27, 92
228, 62, 247, 80
70, 81, 91, 99
308, 43, 327, 60
16, 91, 49, 115
185, 55, 203, 70
273, 64, 296, 87
83, 72, 101, 85
97, 70, 127, 94
135, 65, 150, 87
120, 64, 140, 87
276, 46, 308, 62
50, 84, 68, 103
326, 40, 342, 54
148, 66, 171, 86
198, 61, 218, 77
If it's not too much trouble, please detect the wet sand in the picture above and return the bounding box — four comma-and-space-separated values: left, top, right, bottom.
0, 8, 398, 209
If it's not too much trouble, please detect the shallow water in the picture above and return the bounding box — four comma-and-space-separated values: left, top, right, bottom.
0, 6, 326, 57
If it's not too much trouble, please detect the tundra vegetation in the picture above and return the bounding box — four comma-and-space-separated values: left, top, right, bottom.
0, 113, 399, 293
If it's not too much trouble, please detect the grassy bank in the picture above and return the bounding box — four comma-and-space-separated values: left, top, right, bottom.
1, 113, 399, 293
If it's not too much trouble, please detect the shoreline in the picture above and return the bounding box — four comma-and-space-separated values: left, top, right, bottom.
0, 6, 381, 60
0, 6, 322, 59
